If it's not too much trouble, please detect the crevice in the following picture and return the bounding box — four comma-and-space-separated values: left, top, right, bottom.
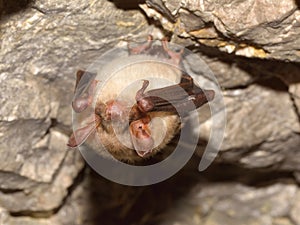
201, 162, 296, 188
0, 188, 23, 194
254, 75, 289, 92
287, 214, 298, 225
36, 118, 63, 145
41, 118, 58, 138
30, 6, 47, 15
186, 42, 300, 89
188, 19, 272, 55
288, 90, 300, 125
0, 0, 34, 19
8, 165, 86, 218
43, 117, 72, 138
109, 0, 145, 10
222, 82, 254, 90
9, 210, 56, 218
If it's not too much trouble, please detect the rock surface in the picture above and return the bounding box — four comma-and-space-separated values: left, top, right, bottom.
1, 0, 300, 224
141, 0, 300, 62
0, 0, 150, 222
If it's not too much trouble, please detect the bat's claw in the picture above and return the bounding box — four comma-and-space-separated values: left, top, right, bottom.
135, 80, 155, 113
136, 80, 149, 100
161, 39, 183, 66
128, 35, 153, 55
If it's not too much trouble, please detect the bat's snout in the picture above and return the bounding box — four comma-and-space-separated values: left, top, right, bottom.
129, 117, 155, 158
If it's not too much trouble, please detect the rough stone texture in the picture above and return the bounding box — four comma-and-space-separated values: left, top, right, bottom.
0, 0, 150, 222
1, 163, 298, 225
217, 80, 300, 168
141, 0, 300, 62
160, 182, 298, 225
1, 0, 300, 224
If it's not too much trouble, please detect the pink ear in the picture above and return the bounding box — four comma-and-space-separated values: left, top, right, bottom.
129, 118, 154, 157
72, 79, 99, 113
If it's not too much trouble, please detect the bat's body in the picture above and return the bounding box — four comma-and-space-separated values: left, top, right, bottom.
93, 60, 181, 162
68, 37, 215, 163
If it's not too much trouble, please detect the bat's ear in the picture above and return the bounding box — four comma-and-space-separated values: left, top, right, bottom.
129, 117, 154, 157
72, 70, 98, 113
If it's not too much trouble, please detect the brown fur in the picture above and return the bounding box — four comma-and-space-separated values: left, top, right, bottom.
83, 56, 183, 163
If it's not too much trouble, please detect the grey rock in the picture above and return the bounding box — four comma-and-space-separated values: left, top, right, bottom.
273, 218, 294, 225
197, 76, 300, 169
294, 172, 300, 184
158, 183, 298, 225
0, 130, 84, 212
142, 0, 300, 62
291, 190, 300, 225
0, 119, 51, 181
0, 207, 9, 225
7, 217, 51, 225
1, 0, 300, 224
0, 76, 50, 121
288, 82, 300, 123
0, 0, 150, 219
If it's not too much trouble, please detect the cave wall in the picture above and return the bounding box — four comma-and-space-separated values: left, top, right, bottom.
0, 0, 300, 224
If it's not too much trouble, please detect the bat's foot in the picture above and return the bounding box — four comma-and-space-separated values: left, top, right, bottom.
161, 37, 184, 66
128, 35, 153, 55
128, 36, 184, 67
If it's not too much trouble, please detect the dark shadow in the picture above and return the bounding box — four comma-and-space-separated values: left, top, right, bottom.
295, 0, 300, 8
86, 155, 296, 225
109, 0, 145, 10
256, 76, 288, 92
86, 156, 202, 225
186, 44, 300, 87
0, 0, 33, 19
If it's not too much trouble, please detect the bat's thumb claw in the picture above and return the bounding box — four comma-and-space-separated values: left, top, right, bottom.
204, 90, 215, 102
136, 80, 149, 100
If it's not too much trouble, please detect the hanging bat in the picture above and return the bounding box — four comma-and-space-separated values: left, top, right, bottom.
67, 36, 215, 163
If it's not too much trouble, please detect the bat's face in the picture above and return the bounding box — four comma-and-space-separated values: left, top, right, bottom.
68, 36, 215, 163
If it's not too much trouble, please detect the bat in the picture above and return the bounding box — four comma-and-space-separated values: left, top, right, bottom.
67, 36, 215, 163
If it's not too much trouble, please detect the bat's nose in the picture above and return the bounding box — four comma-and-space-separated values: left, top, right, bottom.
129, 117, 155, 158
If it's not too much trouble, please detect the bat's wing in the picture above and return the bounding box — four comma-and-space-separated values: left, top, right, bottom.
136, 74, 215, 116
